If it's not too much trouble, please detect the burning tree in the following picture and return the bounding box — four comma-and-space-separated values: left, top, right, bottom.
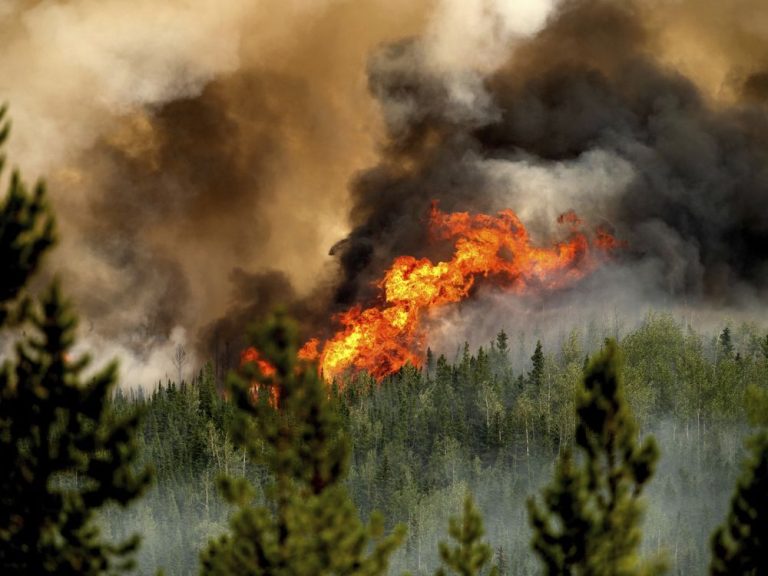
307, 204, 619, 382
0, 107, 151, 574
527, 340, 666, 575
199, 310, 404, 575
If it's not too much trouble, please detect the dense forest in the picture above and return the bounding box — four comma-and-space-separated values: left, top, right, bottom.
103, 315, 764, 575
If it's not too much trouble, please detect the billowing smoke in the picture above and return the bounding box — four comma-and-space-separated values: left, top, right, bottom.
0, 0, 432, 384
334, 0, 768, 359
3, 0, 768, 384
339, 0, 768, 303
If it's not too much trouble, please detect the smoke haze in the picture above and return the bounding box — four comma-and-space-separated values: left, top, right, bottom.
3, 0, 768, 384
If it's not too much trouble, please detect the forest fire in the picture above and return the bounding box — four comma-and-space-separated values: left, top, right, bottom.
240, 347, 279, 405
244, 204, 621, 385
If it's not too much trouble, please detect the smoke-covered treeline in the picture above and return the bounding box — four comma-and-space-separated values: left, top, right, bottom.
105, 313, 762, 574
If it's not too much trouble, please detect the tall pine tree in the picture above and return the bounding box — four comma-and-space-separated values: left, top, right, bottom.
200, 310, 404, 576
710, 430, 768, 575
0, 107, 151, 574
527, 340, 665, 575
434, 494, 498, 576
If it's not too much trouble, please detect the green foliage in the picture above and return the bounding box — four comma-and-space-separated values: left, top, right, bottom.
434, 494, 498, 576
0, 105, 55, 325
527, 340, 665, 576
719, 327, 734, 360
710, 431, 768, 575
759, 334, 768, 361
0, 112, 150, 574
529, 340, 544, 388
200, 311, 405, 576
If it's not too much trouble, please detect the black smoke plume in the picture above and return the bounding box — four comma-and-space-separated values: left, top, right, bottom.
335, 0, 768, 312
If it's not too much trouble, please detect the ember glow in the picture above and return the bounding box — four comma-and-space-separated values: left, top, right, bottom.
300, 203, 620, 382
240, 347, 279, 405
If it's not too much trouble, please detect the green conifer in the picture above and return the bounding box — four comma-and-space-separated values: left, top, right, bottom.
434, 495, 498, 576
710, 431, 768, 575
0, 108, 151, 574
0, 105, 54, 325
200, 310, 404, 576
527, 340, 665, 575
529, 341, 544, 388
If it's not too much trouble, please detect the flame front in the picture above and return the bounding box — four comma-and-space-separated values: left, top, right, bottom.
246, 204, 620, 386
312, 204, 618, 381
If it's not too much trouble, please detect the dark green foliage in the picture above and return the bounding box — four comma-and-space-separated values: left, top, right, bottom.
529, 341, 544, 388
435, 495, 498, 576
200, 311, 404, 576
495, 330, 509, 357
0, 105, 55, 325
0, 286, 151, 574
496, 547, 507, 576
719, 327, 734, 360
760, 335, 768, 361
527, 340, 665, 576
710, 431, 768, 575
0, 113, 150, 574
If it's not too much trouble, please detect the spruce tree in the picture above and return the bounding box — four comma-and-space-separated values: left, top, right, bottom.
495, 330, 509, 357
0, 105, 54, 324
0, 108, 151, 574
434, 495, 498, 576
710, 431, 768, 575
529, 340, 544, 388
718, 327, 734, 360
199, 310, 404, 576
527, 340, 665, 576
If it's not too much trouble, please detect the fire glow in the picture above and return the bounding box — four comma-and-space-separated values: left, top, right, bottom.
243, 204, 621, 384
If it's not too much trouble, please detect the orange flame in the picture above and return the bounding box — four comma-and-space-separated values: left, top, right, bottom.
240, 347, 279, 406
243, 204, 621, 385
314, 204, 618, 381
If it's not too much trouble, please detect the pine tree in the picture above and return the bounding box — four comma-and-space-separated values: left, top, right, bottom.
200, 310, 405, 576
527, 340, 665, 576
435, 494, 498, 576
529, 340, 544, 388
0, 105, 54, 325
496, 330, 509, 357
710, 431, 768, 575
496, 546, 507, 576
760, 334, 768, 361
0, 109, 151, 574
719, 327, 734, 360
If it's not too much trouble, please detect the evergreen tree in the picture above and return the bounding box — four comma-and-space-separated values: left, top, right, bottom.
495, 546, 507, 576
527, 340, 665, 576
719, 327, 734, 360
0, 105, 54, 324
434, 494, 498, 576
0, 109, 151, 574
200, 310, 404, 576
710, 431, 768, 575
529, 340, 544, 388
495, 330, 509, 357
